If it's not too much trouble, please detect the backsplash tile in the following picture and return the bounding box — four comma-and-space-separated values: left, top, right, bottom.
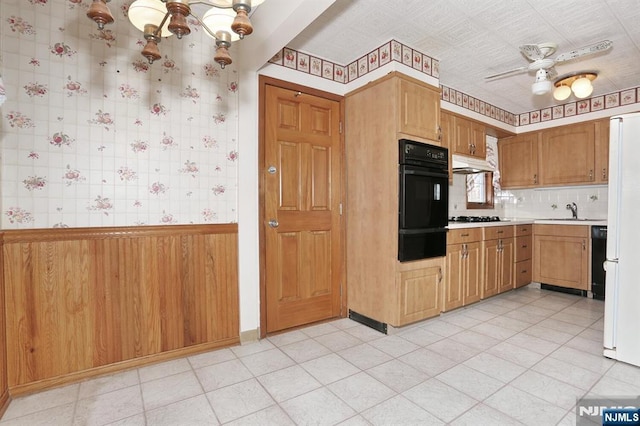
448, 174, 608, 221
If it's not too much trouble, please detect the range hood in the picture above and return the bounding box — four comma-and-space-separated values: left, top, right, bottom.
452, 154, 493, 174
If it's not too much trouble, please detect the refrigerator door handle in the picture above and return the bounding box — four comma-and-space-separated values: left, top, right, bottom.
603, 260, 619, 351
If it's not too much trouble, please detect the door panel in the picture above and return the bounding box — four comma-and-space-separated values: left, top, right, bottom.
264, 85, 342, 333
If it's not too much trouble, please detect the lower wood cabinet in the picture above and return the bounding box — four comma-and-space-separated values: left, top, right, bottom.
444, 228, 482, 312
396, 257, 445, 325
483, 226, 514, 298
533, 225, 590, 290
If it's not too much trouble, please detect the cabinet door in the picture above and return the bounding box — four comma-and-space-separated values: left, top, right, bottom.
482, 239, 500, 298
539, 122, 596, 185
499, 133, 539, 188
453, 116, 473, 155
398, 78, 441, 142
595, 118, 609, 183
441, 112, 454, 184
397, 260, 443, 325
471, 122, 486, 159
533, 235, 589, 290
499, 238, 514, 293
464, 241, 482, 305
444, 244, 464, 311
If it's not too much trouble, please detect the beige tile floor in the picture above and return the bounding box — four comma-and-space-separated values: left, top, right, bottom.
1, 286, 640, 425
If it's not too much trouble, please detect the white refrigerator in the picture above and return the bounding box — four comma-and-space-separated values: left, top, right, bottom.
603, 112, 640, 367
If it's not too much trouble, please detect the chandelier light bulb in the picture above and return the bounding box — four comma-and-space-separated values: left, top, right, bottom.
128, 0, 173, 37
203, 7, 240, 42
572, 77, 594, 99
553, 84, 572, 101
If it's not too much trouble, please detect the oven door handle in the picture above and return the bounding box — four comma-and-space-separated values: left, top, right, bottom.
399, 228, 448, 235
402, 168, 449, 179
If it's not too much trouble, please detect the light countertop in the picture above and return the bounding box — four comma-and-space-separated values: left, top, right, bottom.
447, 218, 607, 229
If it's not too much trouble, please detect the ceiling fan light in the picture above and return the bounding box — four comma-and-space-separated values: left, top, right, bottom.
553, 84, 571, 101
572, 77, 593, 98
532, 79, 552, 95
128, 0, 173, 37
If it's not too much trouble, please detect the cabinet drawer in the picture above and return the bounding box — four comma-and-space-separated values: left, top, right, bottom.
447, 228, 483, 245
483, 225, 514, 240
534, 224, 589, 238
515, 224, 533, 237
515, 235, 532, 262
515, 259, 532, 288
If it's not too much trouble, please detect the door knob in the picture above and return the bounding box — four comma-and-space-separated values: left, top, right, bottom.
268, 219, 279, 228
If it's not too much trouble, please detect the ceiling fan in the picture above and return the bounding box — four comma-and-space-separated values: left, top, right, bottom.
485, 40, 613, 96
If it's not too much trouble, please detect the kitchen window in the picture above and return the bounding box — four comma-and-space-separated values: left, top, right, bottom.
466, 172, 494, 209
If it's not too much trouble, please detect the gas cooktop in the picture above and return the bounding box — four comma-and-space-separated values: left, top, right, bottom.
450, 216, 502, 223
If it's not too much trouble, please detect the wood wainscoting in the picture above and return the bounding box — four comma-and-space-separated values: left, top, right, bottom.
2, 224, 239, 396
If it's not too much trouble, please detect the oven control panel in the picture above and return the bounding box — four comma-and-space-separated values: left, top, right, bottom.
399, 139, 448, 167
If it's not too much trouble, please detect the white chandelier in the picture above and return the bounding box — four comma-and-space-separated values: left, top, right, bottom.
86, 0, 265, 68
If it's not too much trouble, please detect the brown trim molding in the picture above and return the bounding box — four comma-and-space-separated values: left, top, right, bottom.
1, 223, 238, 243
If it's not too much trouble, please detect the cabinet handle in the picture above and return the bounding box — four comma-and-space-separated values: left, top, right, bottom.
438, 125, 442, 141
583, 240, 586, 250
438, 268, 443, 283
522, 227, 528, 232
521, 269, 528, 274
533, 174, 538, 184
589, 169, 594, 181
602, 168, 607, 180
521, 244, 528, 248
497, 230, 504, 234
461, 233, 469, 237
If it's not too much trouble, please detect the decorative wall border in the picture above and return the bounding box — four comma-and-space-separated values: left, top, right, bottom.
517, 88, 640, 126
440, 85, 516, 126
269, 41, 640, 128
269, 39, 439, 84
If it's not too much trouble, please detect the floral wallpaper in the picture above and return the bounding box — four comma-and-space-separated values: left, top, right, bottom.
1, 0, 239, 228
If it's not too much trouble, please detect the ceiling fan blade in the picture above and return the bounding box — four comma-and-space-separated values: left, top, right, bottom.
485, 66, 528, 80
554, 40, 613, 63
520, 44, 543, 61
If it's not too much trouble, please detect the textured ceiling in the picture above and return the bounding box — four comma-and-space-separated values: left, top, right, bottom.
287, 0, 640, 115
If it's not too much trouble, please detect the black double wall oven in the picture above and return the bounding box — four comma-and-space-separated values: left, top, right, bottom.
398, 139, 449, 262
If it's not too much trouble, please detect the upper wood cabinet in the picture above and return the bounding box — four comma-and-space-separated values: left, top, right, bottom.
538, 121, 596, 185
499, 119, 607, 189
594, 118, 610, 183
452, 116, 486, 159
398, 77, 441, 142
498, 133, 539, 188
440, 111, 454, 182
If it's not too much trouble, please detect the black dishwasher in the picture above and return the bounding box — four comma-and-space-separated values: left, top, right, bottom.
591, 226, 607, 300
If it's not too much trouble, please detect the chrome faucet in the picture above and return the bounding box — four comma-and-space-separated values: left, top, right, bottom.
566, 202, 578, 219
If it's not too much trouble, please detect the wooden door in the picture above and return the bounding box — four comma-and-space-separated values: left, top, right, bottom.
499, 238, 514, 293
539, 122, 595, 185
264, 85, 343, 333
398, 78, 441, 142
444, 244, 464, 311
396, 258, 443, 326
595, 119, 610, 183
533, 235, 589, 290
463, 241, 482, 305
453, 117, 472, 155
483, 239, 500, 298
499, 133, 539, 188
